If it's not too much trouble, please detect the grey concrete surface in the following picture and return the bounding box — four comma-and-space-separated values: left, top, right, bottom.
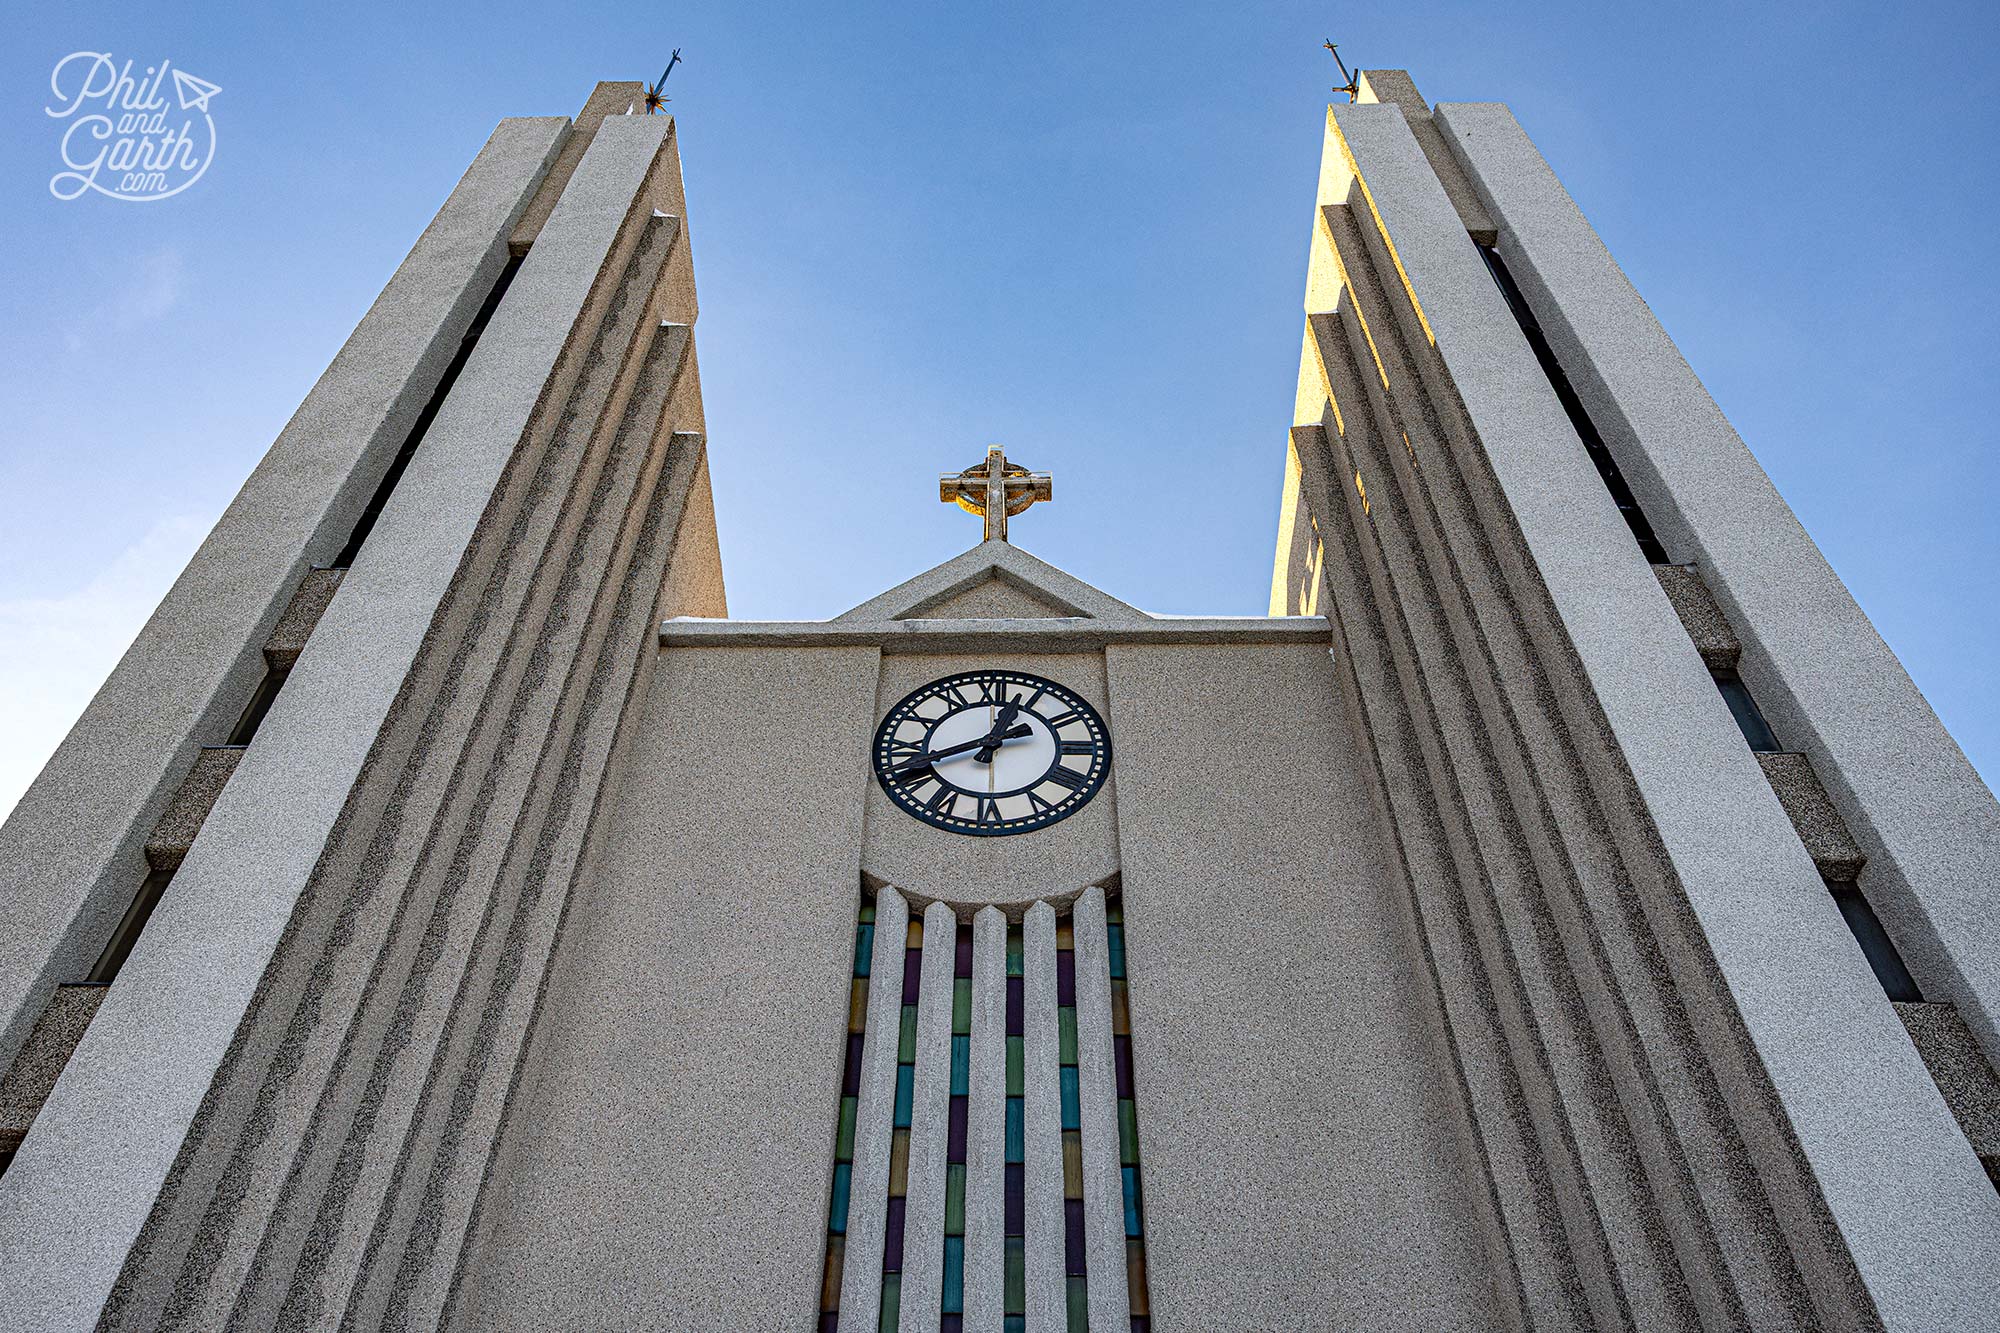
260, 567, 346, 670
1107, 640, 1496, 1331
1896, 1001, 2000, 1181
510, 81, 645, 252
0, 113, 564, 1080
1438, 98, 2000, 1081
836, 540, 1146, 623
1069, 886, 1129, 1329
1759, 752, 1868, 881
901, 900, 960, 1326
0, 987, 105, 1149
1342, 98, 2000, 1328
1354, 70, 1495, 243
454, 645, 878, 1332
862, 653, 1120, 913
1021, 901, 1067, 1333
662, 616, 1330, 652
841, 886, 912, 1329
1652, 563, 1740, 670
140, 746, 243, 873
965, 906, 1007, 1333
0, 115, 669, 1333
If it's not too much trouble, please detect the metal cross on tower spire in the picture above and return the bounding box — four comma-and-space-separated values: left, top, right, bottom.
939, 446, 1053, 543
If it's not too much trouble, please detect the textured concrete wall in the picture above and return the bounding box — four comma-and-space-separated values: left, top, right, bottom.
1106, 641, 1497, 1331
0, 116, 687, 1333
1327, 97, 2000, 1329
1435, 102, 2000, 1079
0, 115, 565, 1075
456, 644, 878, 1331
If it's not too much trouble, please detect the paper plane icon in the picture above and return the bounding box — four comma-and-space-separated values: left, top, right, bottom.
172, 68, 221, 113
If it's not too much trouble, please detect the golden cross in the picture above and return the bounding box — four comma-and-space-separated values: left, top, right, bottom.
939, 445, 1053, 543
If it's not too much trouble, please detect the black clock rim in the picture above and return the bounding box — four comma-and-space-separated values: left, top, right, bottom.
871, 669, 1111, 836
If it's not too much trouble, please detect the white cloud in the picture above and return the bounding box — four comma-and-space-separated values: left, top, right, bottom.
115, 247, 185, 326
0, 515, 207, 822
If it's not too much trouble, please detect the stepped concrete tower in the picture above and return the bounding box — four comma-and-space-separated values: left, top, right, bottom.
0, 71, 1997, 1333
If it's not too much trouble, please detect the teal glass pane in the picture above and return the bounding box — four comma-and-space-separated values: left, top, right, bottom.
1057, 1007, 1077, 1065
894, 1065, 914, 1129
942, 1235, 965, 1313
1121, 1165, 1140, 1237
829, 1161, 852, 1234
1005, 1096, 1024, 1163
856, 922, 875, 976
1107, 922, 1125, 979
1005, 1320, 1025, 1333
880, 1272, 901, 1333
951, 1035, 970, 1096
1059, 1066, 1080, 1131
953, 978, 972, 1034
837, 1095, 857, 1161
898, 1005, 918, 1063
1006, 1036, 1023, 1096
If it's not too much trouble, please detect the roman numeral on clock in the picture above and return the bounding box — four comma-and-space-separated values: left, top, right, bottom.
1059, 740, 1095, 756
1043, 765, 1088, 792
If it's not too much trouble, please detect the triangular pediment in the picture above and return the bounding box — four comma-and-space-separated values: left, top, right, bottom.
834, 540, 1148, 623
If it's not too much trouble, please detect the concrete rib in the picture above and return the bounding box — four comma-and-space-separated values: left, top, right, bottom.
1022, 900, 1067, 1333
1072, 886, 1130, 1328
965, 906, 1007, 1332
901, 900, 960, 1326
838, 886, 909, 1326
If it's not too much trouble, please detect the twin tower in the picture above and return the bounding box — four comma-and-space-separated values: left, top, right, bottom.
1, 73, 1997, 1332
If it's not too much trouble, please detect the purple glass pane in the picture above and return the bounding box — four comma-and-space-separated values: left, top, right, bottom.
1064, 1198, 1086, 1276
819, 1315, 838, 1333
884, 1195, 907, 1273
1131, 1320, 1150, 1333
955, 926, 974, 979
1005, 1163, 1025, 1235
1114, 1034, 1134, 1101
1006, 976, 1024, 1037
941, 1318, 962, 1333
902, 948, 922, 1005
843, 1032, 865, 1098
1056, 951, 1076, 1007
947, 1095, 969, 1163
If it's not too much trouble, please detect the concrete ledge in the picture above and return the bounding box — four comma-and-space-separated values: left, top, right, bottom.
142, 748, 245, 874
659, 616, 1332, 652
0, 988, 106, 1151
1758, 752, 1867, 882
1897, 1002, 2000, 1186
261, 569, 346, 671
1652, 564, 1739, 670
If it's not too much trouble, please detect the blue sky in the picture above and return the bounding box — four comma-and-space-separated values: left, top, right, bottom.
1, 0, 1996, 814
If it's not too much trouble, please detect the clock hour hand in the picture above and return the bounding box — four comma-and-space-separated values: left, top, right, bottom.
890, 724, 1032, 775
973, 698, 1023, 764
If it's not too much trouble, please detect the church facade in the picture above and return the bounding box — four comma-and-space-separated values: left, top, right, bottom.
1, 72, 1998, 1332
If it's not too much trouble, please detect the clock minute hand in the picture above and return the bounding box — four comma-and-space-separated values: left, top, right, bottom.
891, 724, 1032, 775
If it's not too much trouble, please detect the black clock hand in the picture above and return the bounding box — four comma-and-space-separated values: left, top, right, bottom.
890, 724, 1032, 775
973, 698, 1023, 764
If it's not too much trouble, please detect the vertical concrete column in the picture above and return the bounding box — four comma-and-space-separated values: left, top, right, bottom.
839, 886, 910, 1326
1071, 886, 1130, 1328
900, 900, 959, 1325
964, 906, 1007, 1332
1021, 901, 1067, 1333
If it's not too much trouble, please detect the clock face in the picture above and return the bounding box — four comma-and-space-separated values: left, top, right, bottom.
873, 670, 1111, 836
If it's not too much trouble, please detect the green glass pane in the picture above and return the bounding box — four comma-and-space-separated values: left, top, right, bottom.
1118, 1098, 1139, 1166
836, 1095, 857, 1161
899, 1005, 918, 1063
1006, 925, 1024, 977
1066, 1274, 1088, 1331
849, 979, 869, 1035
1058, 1007, 1077, 1065
1006, 1036, 1024, 1096
1004, 1237, 1025, 1315
952, 978, 972, 1035
946, 1162, 966, 1235
859, 900, 876, 924
1104, 899, 1121, 925
880, 1272, 901, 1333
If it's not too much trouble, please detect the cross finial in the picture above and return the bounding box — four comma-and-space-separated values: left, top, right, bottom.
939, 446, 1052, 543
